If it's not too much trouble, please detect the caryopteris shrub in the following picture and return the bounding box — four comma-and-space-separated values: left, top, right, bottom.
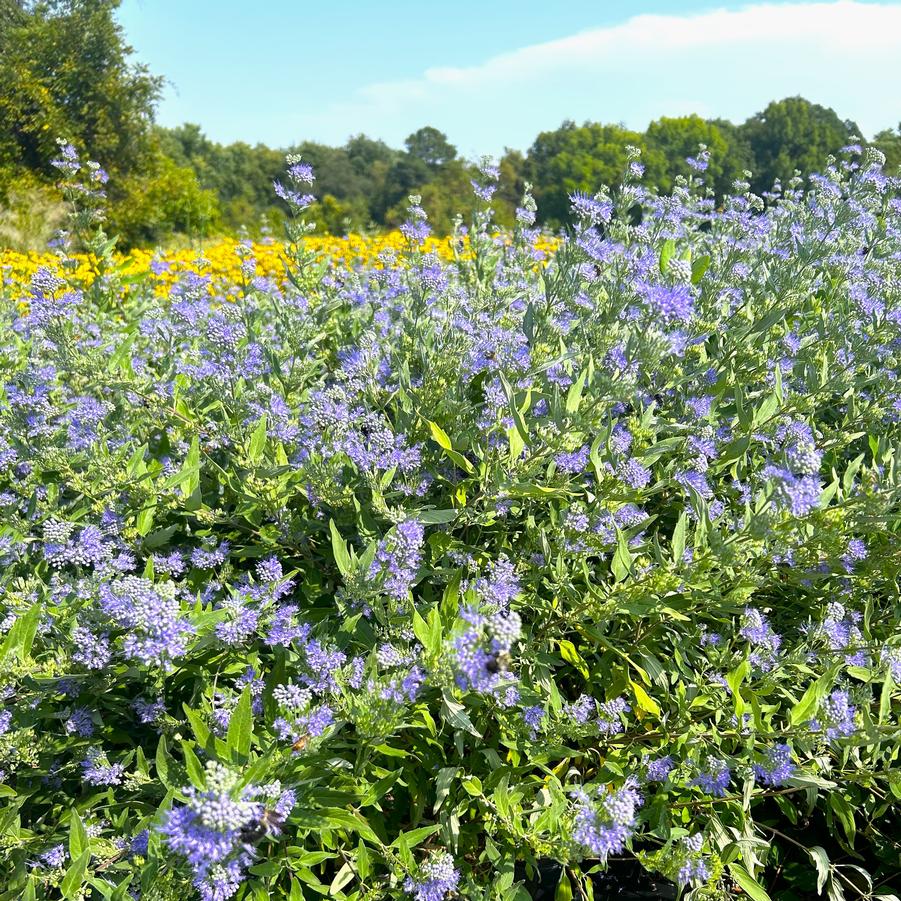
0, 141, 900, 900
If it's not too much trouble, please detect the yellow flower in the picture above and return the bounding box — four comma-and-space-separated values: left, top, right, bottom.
0, 232, 559, 300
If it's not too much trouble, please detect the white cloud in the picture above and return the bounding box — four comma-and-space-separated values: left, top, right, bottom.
303, 1, 901, 153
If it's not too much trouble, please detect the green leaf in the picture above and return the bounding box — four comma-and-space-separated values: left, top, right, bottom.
291, 808, 379, 843
499, 374, 529, 447
182, 435, 201, 497
611, 530, 632, 582
790, 664, 840, 727
412, 608, 433, 654
329, 861, 355, 895
181, 741, 206, 790
726, 659, 750, 719
69, 810, 88, 861
829, 793, 855, 847
659, 238, 676, 274
248, 414, 268, 463
879, 670, 894, 725
630, 680, 660, 716
691, 254, 711, 284
226, 686, 253, 760
558, 640, 589, 679
434, 766, 459, 813
390, 825, 440, 849
416, 509, 458, 524
183, 704, 212, 752
155, 735, 171, 788
774, 357, 784, 404
0, 603, 42, 662
808, 846, 830, 895
752, 392, 780, 427
162, 435, 201, 498
728, 863, 772, 901
109, 331, 136, 375
718, 435, 751, 465
555, 871, 573, 901
110, 877, 134, 901
136, 504, 157, 536
356, 842, 371, 881
565, 369, 588, 414
61, 849, 91, 900
422, 607, 443, 656
428, 421, 475, 473
507, 424, 525, 462
329, 520, 353, 578
671, 512, 688, 562
428, 420, 453, 450
441, 691, 481, 737
842, 452, 866, 495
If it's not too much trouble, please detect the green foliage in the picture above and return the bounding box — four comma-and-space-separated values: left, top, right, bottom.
0, 0, 161, 179
741, 96, 861, 194
404, 126, 458, 168
107, 151, 220, 245
0, 170, 65, 250
645, 114, 747, 197
526, 120, 666, 225
873, 124, 901, 175
1, 139, 900, 901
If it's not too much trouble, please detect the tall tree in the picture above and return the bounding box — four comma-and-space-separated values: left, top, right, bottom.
526, 121, 666, 226
740, 97, 861, 194
404, 127, 457, 169
0, 0, 161, 179
873, 124, 901, 175
645, 114, 748, 197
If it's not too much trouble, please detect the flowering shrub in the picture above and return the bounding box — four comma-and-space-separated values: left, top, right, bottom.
0, 140, 900, 901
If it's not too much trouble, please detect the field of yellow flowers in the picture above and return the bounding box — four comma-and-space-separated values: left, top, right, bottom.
0, 231, 559, 298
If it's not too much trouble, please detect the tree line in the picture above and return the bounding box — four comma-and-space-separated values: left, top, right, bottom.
2, 0, 900, 248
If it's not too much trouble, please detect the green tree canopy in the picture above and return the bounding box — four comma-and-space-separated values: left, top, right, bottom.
873, 124, 901, 175
0, 0, 161, 179
404, 126, 457, 168
645, 114, 746, 196
526, 121, 666, 226
740, 96, 861, 193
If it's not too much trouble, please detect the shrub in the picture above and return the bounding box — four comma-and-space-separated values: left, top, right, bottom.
107, 152, 221, 248
0, 143, 900, 901
0, 172, 66, 251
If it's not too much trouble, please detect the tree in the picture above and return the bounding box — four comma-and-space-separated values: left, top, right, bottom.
0, 0, 162, 180
373, 155, 433, 223
645, 114, 747, 197
346, 134, 398, 174
526, 121, 666, 226
385, 159, 475, 234
404, 127, 457, 168
706, 118, 756, 193
491, 149, 528, 228
740, 97, 861, 194
157, 125, 285, 234
108, 152, 219, 246
873, 124, 901, 175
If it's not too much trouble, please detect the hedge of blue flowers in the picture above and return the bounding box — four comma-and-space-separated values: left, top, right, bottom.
1, 142, 901, 901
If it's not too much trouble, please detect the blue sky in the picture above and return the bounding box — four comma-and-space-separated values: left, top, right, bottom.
118, 0, 901, 156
